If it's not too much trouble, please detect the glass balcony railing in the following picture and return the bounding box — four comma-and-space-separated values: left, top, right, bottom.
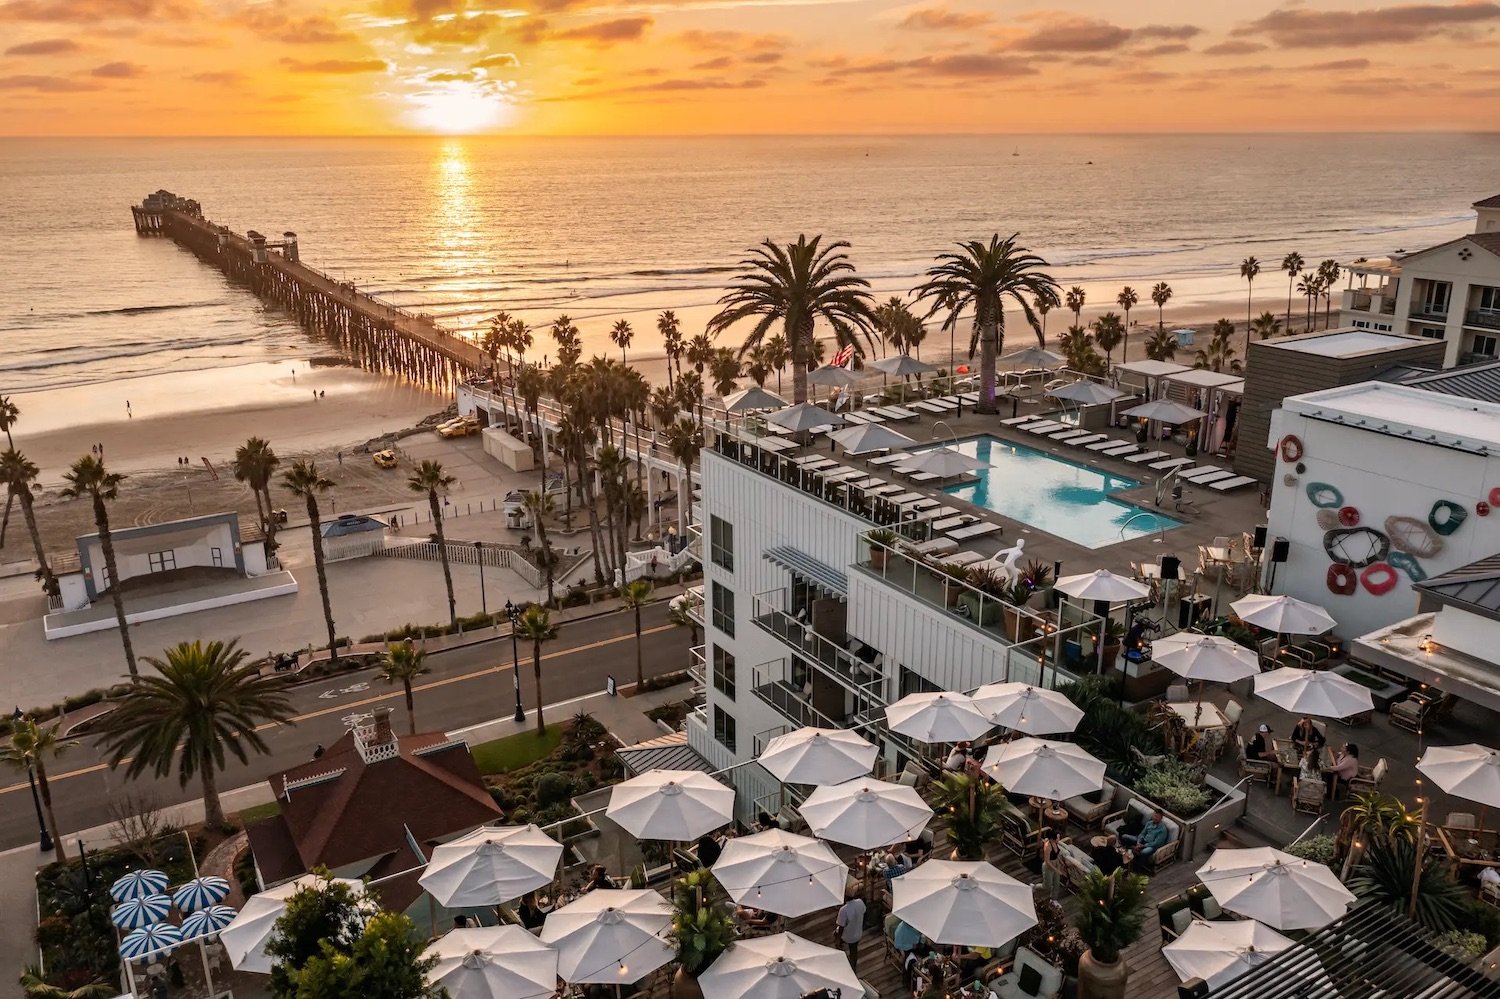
688, 644, 706, 693
750, 656, 847, 730
1465, 309, 1500, 331
751, 589, 886, 704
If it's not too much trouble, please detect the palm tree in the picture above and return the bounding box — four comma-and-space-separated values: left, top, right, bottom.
97, 638, 294, 829
744, 346, 772, 387
707, 348, 741, 399
1150, 281, 1173, 333
1240, 256, 1260, 339
1, 450, 58, 600
1252, 311, 1282, 340
61, 455, 136, 679
1059, 325, 1103, 375
517, 362, 546, 454
707, 235, 878, 405
1116, 286, 1139, 361
763, 334, 790, 393
1092, 312, 1124, 369
282, 459, 339, 663
1144, 327, 1178, 361
1282, 251, 1304, 334
610, 319, 634, 365
663, 417, 703, 530
1318, 259, 1342, 328
619, 578, 652, 691
551, 315, 582, 369
1064, 285, 1086, 327
19, 966, 114, 999
0, 394, 18, 547
1033, 294, 1053, 342
522, 490, 557, 605
515, 605, 558, 735
1, 716, 76, 862
658, 311, 682, 388
406, 461, 459, 627
914, 234, 1060, 414
1297, 273, 1323, 332
874, 296, 924, 357
379, 643, 430, 735
1194, 337, 1242, 374
231, 437, 280, 543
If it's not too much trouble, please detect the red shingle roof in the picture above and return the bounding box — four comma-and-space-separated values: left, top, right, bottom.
1474, 194, 1500, 209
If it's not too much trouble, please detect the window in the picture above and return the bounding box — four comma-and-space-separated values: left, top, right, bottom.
711, 581, 735, 637
147, 550, 177, 573
211, 547, 224, 567
1480, 287, 1500, 314
713, 706, 737, 752
1417, 326, 1445, 340
1474, 334, 1498, 358
712, 646, 737, 700
1421, 281, 1451, 317
709, 516, 734, 571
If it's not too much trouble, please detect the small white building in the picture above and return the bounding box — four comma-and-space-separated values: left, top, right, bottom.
1264, 382, 1500, 639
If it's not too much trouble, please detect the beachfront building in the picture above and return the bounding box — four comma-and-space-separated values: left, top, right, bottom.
1340, 193, 1500, 366
1262, 381, 1500, 640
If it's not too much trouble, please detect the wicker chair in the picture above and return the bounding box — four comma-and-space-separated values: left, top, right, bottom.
1346, 758, 1388, 795
1237, 735, 1275, 787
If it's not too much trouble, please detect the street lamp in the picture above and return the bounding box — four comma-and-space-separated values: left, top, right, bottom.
12, 707, 53, 853
475, 540, 487, 618
504, 600, 525, 723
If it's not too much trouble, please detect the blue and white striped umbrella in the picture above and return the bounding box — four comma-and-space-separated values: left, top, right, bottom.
119, 923, 184, 961
172, 876, 231, 913
110, 869, 169, 903
111, 893, 172, 930
180, 905, 237, 941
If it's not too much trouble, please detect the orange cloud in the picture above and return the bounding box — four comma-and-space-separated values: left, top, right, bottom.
4, 37, 79, 54
898, 6, 993, 30
0, 73, 97, 90
550, 17, 652, 45
1234, 2, 1500, 48
91, 61, 144, 77
231, 3, 355, 44
1007, 16, 1134, 52
0, 0, 196, 21
279, 58, 390, 74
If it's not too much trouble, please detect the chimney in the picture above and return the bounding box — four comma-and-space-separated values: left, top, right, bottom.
372, 706, 394, 745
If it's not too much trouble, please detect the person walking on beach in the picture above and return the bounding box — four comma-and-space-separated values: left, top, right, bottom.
126, 400, 132, 418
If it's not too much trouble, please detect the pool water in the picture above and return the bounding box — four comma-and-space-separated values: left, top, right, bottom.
924, 435, 1182, 549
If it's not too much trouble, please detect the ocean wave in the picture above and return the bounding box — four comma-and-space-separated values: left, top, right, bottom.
0, 336, 257, 375
45, 300, 225, 321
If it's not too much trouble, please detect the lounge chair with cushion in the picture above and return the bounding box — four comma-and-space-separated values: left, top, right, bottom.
1063, 785, 1117, 829
991, 946, 1062, 999
1124, 450, 1168, 464
1103, 800, 1181, 871
1346, 758, 1387, 795
1208, 475, 1257, 492
1056, 838, 1097, 891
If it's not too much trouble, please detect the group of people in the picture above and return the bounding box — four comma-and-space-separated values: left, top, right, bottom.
891, 921, 998, 994
1247, 717, 1362, 796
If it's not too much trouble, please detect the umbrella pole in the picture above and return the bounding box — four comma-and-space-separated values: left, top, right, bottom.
1409, 797, 1429, 919
126, 958, 137, 998
199, 939, 214, 996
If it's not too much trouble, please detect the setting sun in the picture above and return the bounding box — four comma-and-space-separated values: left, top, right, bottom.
407, 86, 516, 134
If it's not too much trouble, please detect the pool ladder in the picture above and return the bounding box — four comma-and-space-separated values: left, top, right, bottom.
1119, 510, 1168, 544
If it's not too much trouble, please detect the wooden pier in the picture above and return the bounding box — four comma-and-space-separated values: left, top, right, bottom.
131, 189, 486, 388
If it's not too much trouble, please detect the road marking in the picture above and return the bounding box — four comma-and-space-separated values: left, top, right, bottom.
0, 622, 676, 796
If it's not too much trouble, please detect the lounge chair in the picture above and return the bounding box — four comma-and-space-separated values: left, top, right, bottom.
948, 521, 1001, 541
908, 537, 958, 557
932, 515, 976, 532
928, 398, 960, 411
1062, 433, 1108, 447
1050, 430, 1096, 443
888, 491, 926, 505
991, 946, 1062, 999
1000, 415, 1037, 426
869, 452, 910, 466
1208, 475, 1257, 492
841, 413, 870, 425
1099, 444, 1140, 457
1186, 469, 1235, 486
1177, 465, 1225, 482
910, 400, 947, 414
959, 392, 979, 404
877, 406, 919, 421
1124, 450, 1168, 464
1150, 457, 1197, 472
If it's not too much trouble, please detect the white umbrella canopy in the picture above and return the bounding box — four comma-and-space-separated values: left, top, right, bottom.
891, 860, 1037, 947
1001, 346, 1066, 369
885, 691, 993, 743
1254, 667, 1374, 719
1048, 380, 1127, 405
606, 769, 735, 842
1054, 569, 1151, 603
540, 889, 674, 984
1122, 399, 1207, 424
1163, 918, 1294, 991
1153, 634, 1261, 684
757, 726, 877, 785
970, 682, 1084, 736
1231, 594, 1337, 636
901, 446, 987, 478
766, 402, 845, 433
1418, 744, 1500, 809
711, 830, 847, 918
425, 926, 559, 999
700, 932, 861, 999
830, 422, 914, 456
982, 738, 1106, 800
722, 386, 787, 414
1196, 847, 1355, 931
418, 824, 564, 908
808, 365, 861, 388
221, 874, 364, 973
871, 354, 941, 377
799, 779, 934, 850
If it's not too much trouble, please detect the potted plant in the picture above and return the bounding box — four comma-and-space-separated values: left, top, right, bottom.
1021, 559, 1054, 607
1075, 869, 1148, 999
930, 772, 1007, 859
1096, 619, 1126, 672
936, 562, 970, 607
668, 868, 737, 999
867, 529, 899, 571
1001, 580, 1036, 641
960, 567, 1008, 625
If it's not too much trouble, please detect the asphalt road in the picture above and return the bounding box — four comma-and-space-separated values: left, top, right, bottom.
0, 602, 690, 851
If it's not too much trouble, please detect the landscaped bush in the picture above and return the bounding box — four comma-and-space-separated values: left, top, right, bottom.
1060, 675, 1165, 782
534, 772, 575, 807
1434, 929, 1488, 964
637, 670, 690, 693
1282, 834, 1337, 866
1134, 759, 1212, 816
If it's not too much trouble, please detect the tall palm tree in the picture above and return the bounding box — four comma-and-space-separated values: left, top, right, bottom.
709, 348, 742, 399
1092, 312, 1125, 369
744, 346, 772, 387
551, 315, 582, 369
1297, 273, 1323, 332
1144, 327, 1178, 361
1252, 311, 1282, 340
1033, 294, 1053, 342
618, 578, 652, 691
1, 450, 58, 600
407, 460, 458, 627
1, 716, 76, 862
1195, 333, 1242, 374
685, 332, 714, 376
1150, 282, 1173, 333
1282, 251, 1304, 334
1059, 325, 1102, 375
658, 311, 682, 389
231, 437, 280, 543
61, 455, 135, 679
379, 643, 430, 735
516, 605, 558, 735
1240, 256, 1260, 339
763, 334, 790, 394
1116, 287, 1139, 361
522, 489, 557, 605
0, 394, 18, 547
663, 417, 703, 530
914, 234, 1059, 414
98, 638, 294, 828
20, 965, 115, 999
707, 235, 878, 405
874, 296, 923, 357
282, 459, 338, 663
610, 319, 634, 366
1318, 259, 1342, 328
1064, 285, 1086, 327
517, 362, 546, 455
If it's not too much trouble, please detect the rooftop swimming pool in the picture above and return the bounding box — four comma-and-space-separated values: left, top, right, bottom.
922, 435, 1182, 549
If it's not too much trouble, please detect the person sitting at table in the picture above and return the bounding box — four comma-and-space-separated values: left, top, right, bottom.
695, 831, 722, 868
1327, 743, 1360, 797
1090, 834, 1124, 876
892, 917, 924, 956
734, 905, 778, 931
945, 741, 972, 770
1298, 746, 1321, 782
1119, 809, 1169, 869
1291, 717, 1326, 754
583, 865, 616, 892
950, 943, 994, 979
883, 845, 914, 888
516, 893, 545, 930
1248, 723, 1277, 762
905, 836, 931, 866
756, 810, 779, 832
963, 748, 986, 780
906, 943, 941, 994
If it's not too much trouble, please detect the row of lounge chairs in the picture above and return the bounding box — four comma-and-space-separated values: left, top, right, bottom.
999, 415, 1257, 493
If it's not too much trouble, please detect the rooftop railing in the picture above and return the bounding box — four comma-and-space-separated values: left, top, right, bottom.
751, 588, 887, 705
1465, 309, 1500, 331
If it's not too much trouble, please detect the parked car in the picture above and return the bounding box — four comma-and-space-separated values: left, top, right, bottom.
372, 449, 399, 468
438, 422, 476, 439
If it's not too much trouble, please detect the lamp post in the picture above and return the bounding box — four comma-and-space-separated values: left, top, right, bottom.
12, 707, 52, 853
474, 540, 487, 619
504, 600, 525, 723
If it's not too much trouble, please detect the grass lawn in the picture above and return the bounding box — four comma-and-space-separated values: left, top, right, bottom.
471, 724, 564, 775
238, 800, 282, 825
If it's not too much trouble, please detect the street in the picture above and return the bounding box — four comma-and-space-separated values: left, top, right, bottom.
0, 602, 691, 851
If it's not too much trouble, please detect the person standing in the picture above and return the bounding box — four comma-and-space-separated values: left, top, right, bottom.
1039, 827, 1064, 900
835, 888, 866, 968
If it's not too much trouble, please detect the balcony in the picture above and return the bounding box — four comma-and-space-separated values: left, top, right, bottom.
687, 644, 706, 696
1465, 310, 1500, 332
751, 589, 886, 705
750, 656, 846, 730
1345, 289, 1397, 316
1409, 305, 1449, 322
681, 584, 704, 628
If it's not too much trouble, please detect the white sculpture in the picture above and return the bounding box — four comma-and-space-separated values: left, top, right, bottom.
975, 538, 1027, 583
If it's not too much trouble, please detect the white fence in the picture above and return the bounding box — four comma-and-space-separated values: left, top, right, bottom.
380, 539, 543, 588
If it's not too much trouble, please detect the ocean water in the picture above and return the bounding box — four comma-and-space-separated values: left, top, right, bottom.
1, 133, 1497, 395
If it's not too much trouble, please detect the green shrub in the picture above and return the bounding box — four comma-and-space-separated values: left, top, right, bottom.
61, 688, 107, 712
1434, 929, 1487, 964
1135, 759, 1211, 816
1282, 834, 1336, 866
534, 772, 574, 807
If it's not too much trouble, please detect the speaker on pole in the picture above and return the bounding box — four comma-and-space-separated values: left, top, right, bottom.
1159, 555, 1181, 580
1253, 524, 1268, 549
1271, 538, 1290, 563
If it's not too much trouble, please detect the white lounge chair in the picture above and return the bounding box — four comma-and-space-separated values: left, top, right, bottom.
876, 406, 919, 421
1209, 475, 1257, 492
1150, 457, 1197, 472
1177, 465, 1226, 482
1063, 433, 1108, 447
910, 400, 946, 414
949, 521, 1002, 541
1085, 438, 1126, 451
1000, 415, 1036, 426
1099, 444, 1140, 457
908, 537, 958, 556
928, 398, 959, 411
932, 515, 977, 532
869, 452, 910, 466
1124, 450, 1168, 464
1184, 469, 1234, 486
888, 492, 926, 504
959, 392, 980, 404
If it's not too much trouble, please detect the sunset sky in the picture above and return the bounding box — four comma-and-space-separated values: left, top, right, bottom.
1, 0, 1498, 135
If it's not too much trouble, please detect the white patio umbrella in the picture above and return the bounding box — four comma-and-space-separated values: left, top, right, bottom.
711, 830, 847, 918
808, 365, 861, 389
425, 925, 559, 999
970, 682, 1084, 736
900, 446, 987, 478
540, 889, 674, 984
1153, 634, 1260, 684
766, 402, 844, 433
721, 386, 787, 414
871, 354, 941, 378
1231, 594, 1337, 636
891, 860, 1037, 947
220, 874, 364, 973
1196, 847, 1355, 931
1054, 569, 1151, 603
757, 726, 877, 785
1418, 744, 1500, 809
1048, 381, 1126, 405
799, 779, 934, 850
1001, 346, 1066, 368
885, 691, 993, 742
1163, 918, 1293, 990
605, 769, 734, 841
1122, 399, 1207, 425
1254, 667, 1374, 719
419, 824, 564, 908
830, 422, 914, 456
982, 738, 1106, 800
699, 932, 861, 999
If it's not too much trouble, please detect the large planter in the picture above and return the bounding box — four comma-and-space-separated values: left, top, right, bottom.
1079, 949, 1128, 999
672, 967, 704, 999
870, 547, 889, 571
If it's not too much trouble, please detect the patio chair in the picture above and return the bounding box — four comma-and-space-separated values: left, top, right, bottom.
1166, 682, 1190, 703
1388, 696, 1426, 733
1236, 735, 1275, 787
1223, 699, 1243, 744
1346, 758, 1387, 795
1447, 812, 1476, 830
1292, 776, 1326, 815
1062, 785, 1118, 829
1103, 801, 1181, 871
1483, 878, 1500, 910
991, 946, 1063, 999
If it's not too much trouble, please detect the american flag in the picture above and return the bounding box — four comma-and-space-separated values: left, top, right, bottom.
830, 343, 855, 367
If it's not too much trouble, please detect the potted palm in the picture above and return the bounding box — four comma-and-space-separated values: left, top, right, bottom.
1021, 559, 1054, 607
1001, 580, 1036, 641
960, 567, 1009, 625
937, 562, 970, 607
931, 772, 1007, 859
1096, 619, 1126, 672
1075, 869, 1148, 999
669, 868, 737, 999
867, 528, 899, 571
